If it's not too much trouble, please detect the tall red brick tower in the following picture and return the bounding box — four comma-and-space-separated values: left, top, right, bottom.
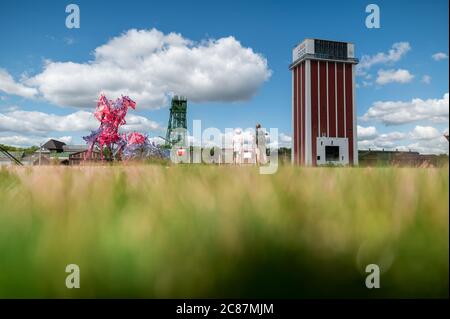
290, 39, 359, 166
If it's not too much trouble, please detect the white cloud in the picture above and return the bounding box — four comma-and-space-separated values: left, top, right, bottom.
361, 93, 449, 125
58, 136, 73, 144
0, 108, 160, 134
400, 130, 449, 154
358, 126, 449, 154
148, 136, 166, 145
421, 75, 431, 84
0, 109, 96, 133
376, 69, 414, 85
358, 131, 407, 149
409, 125, 441, 140
278, 133, 292, 146
122, 114, 161, 132
432, 52, 448, 61
357, 125, 378, 140
21, 28, 271, 109
0, 68, 38, 98
357, 42, 411, 73
0, 134, 72, 147
279, 133, 291, 141
0, 135, 39, 146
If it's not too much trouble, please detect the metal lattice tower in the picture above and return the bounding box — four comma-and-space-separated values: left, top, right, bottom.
165, 96, 188, 146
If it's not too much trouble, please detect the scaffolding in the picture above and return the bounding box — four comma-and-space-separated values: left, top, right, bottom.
165, 96, 188, 147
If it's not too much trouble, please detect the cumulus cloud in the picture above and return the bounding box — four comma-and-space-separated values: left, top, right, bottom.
358, 131, 406, 149
399, 128, 449, 154
0, 135, 40, 146
17, 28, 271, 108
58, 136, 73, 144
357, 125, 378, 140
122, 114, 161, 132
357, 42, 411, 73
409, 125, 441, 140
361, 93, 449, 125
0, 68, 38, 98
399, 141, 448, 154
432, 52, 448, 61
278, 133, 292, 147
266, 132, 291, 148
148, 136, 166, 146
358, 126, 449, 154
0, 108, 160, 134
0, 134, 72, 147
0, 110, 96, 133
376, 69, 414, 85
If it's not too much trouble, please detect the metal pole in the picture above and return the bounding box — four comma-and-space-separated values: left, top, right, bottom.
39, 142, 42, 166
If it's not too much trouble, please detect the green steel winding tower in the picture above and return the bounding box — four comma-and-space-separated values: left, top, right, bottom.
165, 96, 188, 146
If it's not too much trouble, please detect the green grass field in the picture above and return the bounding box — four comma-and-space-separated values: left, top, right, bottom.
0, 165, 448, 298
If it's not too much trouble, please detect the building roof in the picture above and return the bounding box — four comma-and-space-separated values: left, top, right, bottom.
42, 139, 66, 151
63, 145, 88, 152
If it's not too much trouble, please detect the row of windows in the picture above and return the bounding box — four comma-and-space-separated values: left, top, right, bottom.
314, 40, 348, 60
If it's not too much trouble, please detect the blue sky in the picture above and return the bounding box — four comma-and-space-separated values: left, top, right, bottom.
0, 0, 448, 153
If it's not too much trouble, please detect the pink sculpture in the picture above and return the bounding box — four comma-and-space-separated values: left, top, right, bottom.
83, 94, 167, 161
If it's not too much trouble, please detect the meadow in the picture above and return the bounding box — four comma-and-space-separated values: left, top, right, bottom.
0, 164, 448, 298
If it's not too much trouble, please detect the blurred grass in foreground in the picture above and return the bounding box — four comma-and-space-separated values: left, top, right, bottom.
0, 165, 448, 298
